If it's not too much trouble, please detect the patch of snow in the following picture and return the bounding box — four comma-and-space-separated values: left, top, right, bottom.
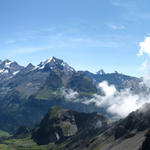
13, 70, 20, 75
32, 66, 39, 71
61, 62, 66, 67
38, 65, 45, 70
4, 70, 8, 73
5, 61, 12, 68
0, 69, 9, 74
0, 70, 4, 73
48, 56, 54, 63
33, 57, 55, 70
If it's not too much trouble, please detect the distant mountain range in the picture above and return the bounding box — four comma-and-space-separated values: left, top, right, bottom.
0, 56, 148, 133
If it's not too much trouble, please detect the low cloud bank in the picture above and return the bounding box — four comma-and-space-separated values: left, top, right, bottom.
60, 81, 150, 118
84, 81, 149, 118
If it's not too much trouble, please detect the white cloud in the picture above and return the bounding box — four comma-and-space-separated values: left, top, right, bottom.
138, 37, 150, 87
98, 81, 116, 97
84, 81, 150, 118
106, 89, 141, 118
138, 36, 150, 57
58, 81, 150, 118
60, 88, 79, 100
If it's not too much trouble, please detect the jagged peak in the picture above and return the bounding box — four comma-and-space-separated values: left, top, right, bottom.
41, 56, 57, 64
96, 69, 105, 75
114, 70, 119, 74
48, 56, 56, 62
3, 59, 11, 63
26, 63, 34, 68
0, 59, 24, 76
3, 59, 12, 66
2, 59, 20, 67
39, 56, 59, 67
25, 63, 35, 72
33, 56, 75, 72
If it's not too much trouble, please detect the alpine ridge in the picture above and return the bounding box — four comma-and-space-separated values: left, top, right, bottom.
0, 56, 148, 134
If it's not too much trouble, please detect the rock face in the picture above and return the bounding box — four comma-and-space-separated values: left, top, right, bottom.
96, 69, 105, 75
114, 103, 150, 139
32, 106, 109, 145
32, 107, 78, 144
141, 130, 150, 150
82, 104, 150, 150
49, 104, 150, 150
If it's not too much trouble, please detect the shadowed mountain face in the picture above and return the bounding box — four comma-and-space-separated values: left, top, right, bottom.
86, 104, 150, 150
1, 105, 150, 150
140, 130, 150, 150
32, 106, 109, 145
55, 104, 150, 150
114, 103, 150, 139
0, 56, 148, 133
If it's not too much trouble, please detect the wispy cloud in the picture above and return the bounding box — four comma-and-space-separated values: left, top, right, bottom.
111, 0, 150, 22
107, 23, 125, 30
111, 0, 136, 9
122, 12, 150, 22
10, 46, 52, 55
5, 39, 17, 44
2, 26, 124, 57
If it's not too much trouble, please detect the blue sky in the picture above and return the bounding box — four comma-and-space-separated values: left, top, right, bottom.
0, 0, 150, 76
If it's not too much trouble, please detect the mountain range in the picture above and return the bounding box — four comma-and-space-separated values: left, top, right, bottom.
0, 56, 150, 149
0, 56, 148, 134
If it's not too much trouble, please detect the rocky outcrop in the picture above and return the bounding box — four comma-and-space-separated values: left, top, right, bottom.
32, 106, 109, 145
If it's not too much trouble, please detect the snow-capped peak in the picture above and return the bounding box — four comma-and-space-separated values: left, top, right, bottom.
48, 56, 55, 62
0, 59, 24, 76
33, 56, 75, 73
36, 56, 55, 70
5, 60, 12, 68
